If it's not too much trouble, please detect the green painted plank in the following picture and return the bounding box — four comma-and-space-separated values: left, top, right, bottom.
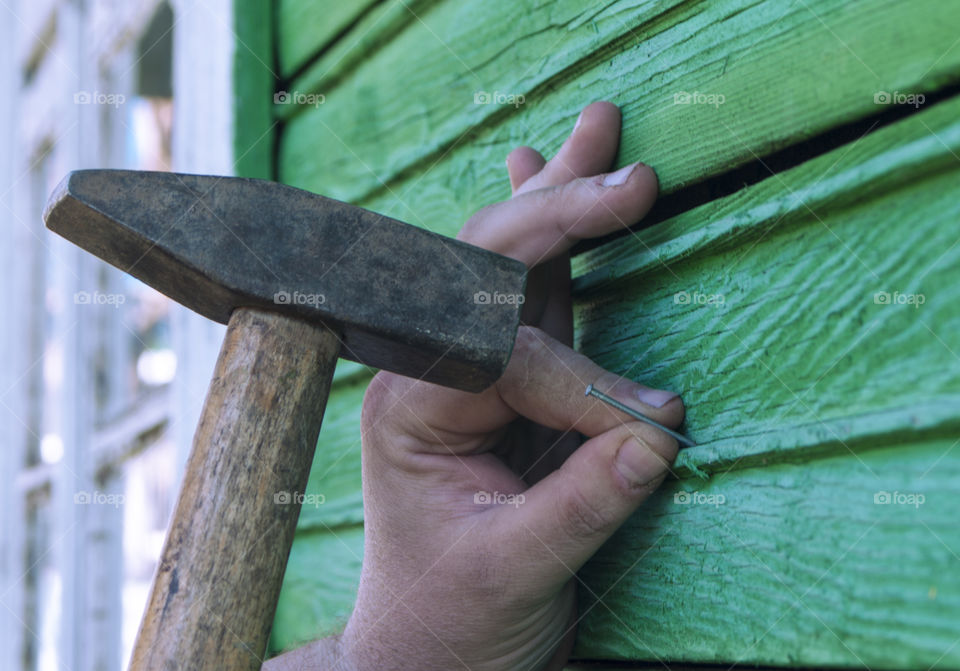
573, 437, 960, 668
279, 0, 441, 115
268, 525, 364, 656
572, 94, 960, 472
280, 0, 960, 229
277, 0, 379, 78
233, 0, 275, 179
297, 371, 371, 530
271, 439, 960, 667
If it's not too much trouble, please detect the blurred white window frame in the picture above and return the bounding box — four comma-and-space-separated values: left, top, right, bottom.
0, 0, 233, 669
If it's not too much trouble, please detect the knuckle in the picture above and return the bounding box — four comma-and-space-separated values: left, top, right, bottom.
457, 202, 501, 245
499, 325, 548, 393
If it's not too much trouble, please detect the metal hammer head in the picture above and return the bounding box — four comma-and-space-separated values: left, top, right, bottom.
44, 170, 526, 391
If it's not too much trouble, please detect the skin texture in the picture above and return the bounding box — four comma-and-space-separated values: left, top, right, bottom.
264, 102, 685, 671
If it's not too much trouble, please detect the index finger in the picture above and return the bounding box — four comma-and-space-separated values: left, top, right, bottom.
457, 162, 658, 267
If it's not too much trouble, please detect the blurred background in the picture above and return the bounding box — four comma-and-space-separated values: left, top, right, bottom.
0, 0, 235, 668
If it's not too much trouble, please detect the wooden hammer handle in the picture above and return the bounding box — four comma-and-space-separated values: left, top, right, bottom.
130, 308, 340, 670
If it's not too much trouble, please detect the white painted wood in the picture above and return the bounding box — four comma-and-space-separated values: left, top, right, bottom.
3, 1, 243, 668
52, 8, 91, 671
169, 0, 233, 475
85, 39, 136, 671
0, 0, 30, 667
16, 0, 58, 70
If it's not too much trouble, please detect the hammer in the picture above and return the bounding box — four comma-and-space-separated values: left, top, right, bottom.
44, 170, 527, 669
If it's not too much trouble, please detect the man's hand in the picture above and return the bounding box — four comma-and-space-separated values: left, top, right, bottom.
266, 101, 685, 671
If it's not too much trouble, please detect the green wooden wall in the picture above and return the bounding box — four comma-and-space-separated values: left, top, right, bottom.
234, 0, 960, 666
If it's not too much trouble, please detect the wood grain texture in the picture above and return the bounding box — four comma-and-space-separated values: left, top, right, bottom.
279, 0, 960, 226
261, 0, 960, 664
233, 0, 275, 180
267, 525, 364, 656
277, 0, 380, 77
278, 0, 441, 118
130, 309, 339, 670
573, 437, 960, 668
573, 93, 960, 473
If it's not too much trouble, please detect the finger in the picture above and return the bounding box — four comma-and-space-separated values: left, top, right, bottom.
496, 420, 678, 587
516, 101, 622, 194
458, 162, 658, 267
497, 326, 683, 436
366, 325, 683, 455
506, 146, 546, 193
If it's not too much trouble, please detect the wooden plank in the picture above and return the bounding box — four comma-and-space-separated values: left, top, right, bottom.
279, 0, 441, 114
296, 372, 370, 530
279, 0, 960, 228
267, 525, 364, 656
573, 436, 960, 668
277, 0, 380, 78
572, 93, 960, 471
233, 0, 275, 179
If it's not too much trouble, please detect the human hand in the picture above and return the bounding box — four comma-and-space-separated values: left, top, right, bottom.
266, 101, 685, 671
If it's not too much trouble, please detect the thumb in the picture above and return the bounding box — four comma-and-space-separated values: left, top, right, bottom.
502, 421, 678, 589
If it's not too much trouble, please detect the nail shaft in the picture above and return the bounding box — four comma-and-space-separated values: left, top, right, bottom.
585, 384, 697, 448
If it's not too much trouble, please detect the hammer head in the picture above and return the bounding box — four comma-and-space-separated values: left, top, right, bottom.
44, 170, 526, 392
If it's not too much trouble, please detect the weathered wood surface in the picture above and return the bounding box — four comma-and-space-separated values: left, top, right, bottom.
272, 93, 960, 663
130, 309, 339, 670
574, 437, 960, 668
574, 93, 960, 474
279, 0, 960, 227
565, 95, 960, 667
278, 0, 441, 115
277, 0, 381, 78
262, 0, 960, 665
268, 525, 364, 656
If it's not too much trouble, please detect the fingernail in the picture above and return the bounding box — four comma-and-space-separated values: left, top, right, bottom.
602, 162, 639, 187
615, 436, 665, 486
573, 110, 584, 132
634, 385, 678, 408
